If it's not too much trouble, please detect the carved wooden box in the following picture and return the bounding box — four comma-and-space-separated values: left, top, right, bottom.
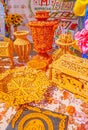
49, 54, 88, 103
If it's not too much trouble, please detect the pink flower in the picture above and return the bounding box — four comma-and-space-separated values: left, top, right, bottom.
82, 45, 88, 54
75, 27, 88, 54
75, 31, 81, 40
80, 28, 88, 37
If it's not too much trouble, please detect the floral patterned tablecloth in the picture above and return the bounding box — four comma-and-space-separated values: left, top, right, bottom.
0, 87, 88, 130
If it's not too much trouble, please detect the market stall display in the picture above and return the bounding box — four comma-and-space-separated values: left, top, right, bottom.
0, 1, 87, 130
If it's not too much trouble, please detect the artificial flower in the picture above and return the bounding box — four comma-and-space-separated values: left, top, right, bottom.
75, 20, 88, 54
5, 14, 23, 27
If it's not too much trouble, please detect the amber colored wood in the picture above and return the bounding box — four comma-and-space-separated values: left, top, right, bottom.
28, 11, 59, 67
8, 39, 14, 68
71, 43, 82, 53
14, 31, 31, 62
27, 59, 47, 71
0, 35, 14, 68
55, 39, 76, 56
48, 65, 52, 80
14, 26, 17, 40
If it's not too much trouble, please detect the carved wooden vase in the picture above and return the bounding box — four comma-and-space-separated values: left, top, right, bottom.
14, 30, 31, 62
28, 11, 58, 65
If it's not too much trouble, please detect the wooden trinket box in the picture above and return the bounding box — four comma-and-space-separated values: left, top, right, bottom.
49, 54, 88, 103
